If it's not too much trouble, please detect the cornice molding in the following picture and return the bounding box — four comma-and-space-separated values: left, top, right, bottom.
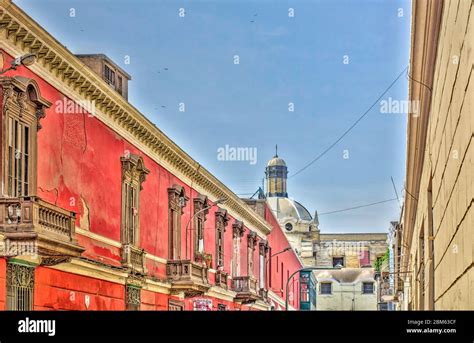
403, 0, 443, 247
207, 286, 236, 302
36, 257, 276, 306
51, 258, 130, 285
75, 227, 122, 248
0, 1, 272, 238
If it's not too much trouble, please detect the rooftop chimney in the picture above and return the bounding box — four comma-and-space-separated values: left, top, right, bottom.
76, 54, 131, 100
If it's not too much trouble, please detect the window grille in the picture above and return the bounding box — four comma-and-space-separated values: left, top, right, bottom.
126, 285, 141, 311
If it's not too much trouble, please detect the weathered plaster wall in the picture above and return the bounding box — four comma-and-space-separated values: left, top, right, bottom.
0, 48, 302, 310
314, 237, 388, 269
0, 49, 256, 282
407, 0, 473, 310
315, 282, 377, 311
34, 267, 125, 310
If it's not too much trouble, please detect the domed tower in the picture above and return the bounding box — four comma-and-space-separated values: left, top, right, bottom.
265, 146, 288, 197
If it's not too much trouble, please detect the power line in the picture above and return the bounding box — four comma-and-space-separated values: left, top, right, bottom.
391, 176, 402, 210
406, 67, 432, 93
403, 186, 418, 202
290, 66, 409, 179
318, 198, 398, 216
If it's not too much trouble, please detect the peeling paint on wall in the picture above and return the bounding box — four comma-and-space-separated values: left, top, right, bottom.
79, 195, 91, 231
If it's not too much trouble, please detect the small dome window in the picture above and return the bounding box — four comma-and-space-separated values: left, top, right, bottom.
285, 223, 293, 231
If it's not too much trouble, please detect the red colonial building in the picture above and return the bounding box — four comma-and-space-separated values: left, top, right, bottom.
0, 0, 302, 311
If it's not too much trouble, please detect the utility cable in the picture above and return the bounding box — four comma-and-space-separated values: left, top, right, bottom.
318, 198, 398, 216
290, 66, 408, 179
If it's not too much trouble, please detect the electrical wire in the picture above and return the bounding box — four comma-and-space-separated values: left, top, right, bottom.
391, 176, 402, 210
406, 67, 432, 93
318, 198, 398, 216
403, 186, 419, 202
290, 66, 409, 179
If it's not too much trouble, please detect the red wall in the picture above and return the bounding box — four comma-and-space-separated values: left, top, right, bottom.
265, 206, 302, 309
1, 50, 302, 310
34, 267, 124, 310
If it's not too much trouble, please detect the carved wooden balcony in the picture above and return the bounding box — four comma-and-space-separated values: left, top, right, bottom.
232, 276, 259, 304
215, 269, 228, 290
0, 196, 85, 261
121, 244, 146, 275
166, 259, 210, 297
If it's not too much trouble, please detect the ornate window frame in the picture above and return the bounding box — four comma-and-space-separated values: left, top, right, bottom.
120, 153, 149, 247
215, 208, 229, 268
362, 282, 375, 295
193, 194, 209, 261
231, 220, 244, 277
320, 282, 332, 295
167, 184, 188, 260
247, 231, 257, 278
259, 240, 269, 289
0, 77, 51, 198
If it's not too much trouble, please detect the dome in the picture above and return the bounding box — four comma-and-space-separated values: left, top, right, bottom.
267, 197, 312, 222
267, 156, 286, 167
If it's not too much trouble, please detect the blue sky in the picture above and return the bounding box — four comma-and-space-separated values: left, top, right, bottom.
16, 0, 412, 233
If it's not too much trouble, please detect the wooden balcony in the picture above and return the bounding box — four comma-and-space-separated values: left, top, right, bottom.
121, 244, 146, 275
0, 196, 85, 262
215, 269, 228, 290
232, 276, 259, 304
166, 259, 210, 297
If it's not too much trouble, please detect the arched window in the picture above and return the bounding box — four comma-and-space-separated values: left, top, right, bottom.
0, 77, 51, 197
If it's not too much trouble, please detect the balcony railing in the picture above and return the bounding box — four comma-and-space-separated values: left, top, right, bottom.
121, 244, 146, 274
232, 276, 259, 304
0, 196, 84, 260
215, 269, 228, 290
166, 259, 210, 297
